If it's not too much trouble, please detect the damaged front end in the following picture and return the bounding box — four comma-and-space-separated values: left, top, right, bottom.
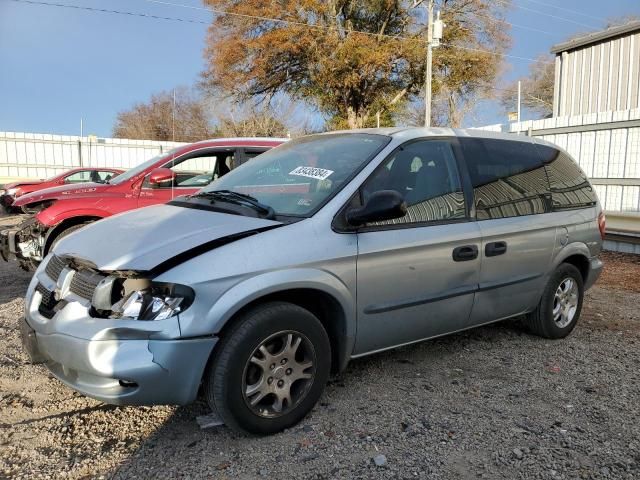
22, 254, 215, 405
0, 216, 47, 271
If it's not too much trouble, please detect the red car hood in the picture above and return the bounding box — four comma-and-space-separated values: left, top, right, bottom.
3, 180, 43, 190
13, 182, 109, 207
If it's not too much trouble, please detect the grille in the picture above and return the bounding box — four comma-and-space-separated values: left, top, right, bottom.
45, 255, 66, 282
36, 283, 57, 319
69, 269, 104, 301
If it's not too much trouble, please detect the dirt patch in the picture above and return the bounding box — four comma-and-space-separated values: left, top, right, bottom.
598, 250, 640, 293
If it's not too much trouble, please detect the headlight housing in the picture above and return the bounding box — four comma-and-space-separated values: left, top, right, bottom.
92, 278, 194, 321
5, 188, 17, 196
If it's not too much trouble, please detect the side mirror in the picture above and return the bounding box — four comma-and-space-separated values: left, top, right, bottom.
148, 168, 176, 187
346, 190, 407, 227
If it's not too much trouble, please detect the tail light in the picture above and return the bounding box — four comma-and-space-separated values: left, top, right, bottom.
597, 211, 606, 240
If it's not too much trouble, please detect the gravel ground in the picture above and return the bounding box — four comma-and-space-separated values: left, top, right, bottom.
1, 213, 639, 479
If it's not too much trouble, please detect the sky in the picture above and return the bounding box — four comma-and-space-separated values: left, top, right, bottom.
0, 0, 638, 137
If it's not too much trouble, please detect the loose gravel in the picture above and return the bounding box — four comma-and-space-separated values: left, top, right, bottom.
1, 213, 639, 479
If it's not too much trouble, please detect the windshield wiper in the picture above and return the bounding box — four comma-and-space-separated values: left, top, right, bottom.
189, 190, 275, 219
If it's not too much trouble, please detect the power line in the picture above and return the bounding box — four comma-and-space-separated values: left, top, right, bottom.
8, 0, 209, 24
143, 0, 560, 38
493, 0, 600, 30
441, 43, 551, 64
518, 0, 604, 24
8, 0, 547, 64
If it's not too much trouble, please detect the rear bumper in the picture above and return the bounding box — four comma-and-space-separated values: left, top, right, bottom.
584, 256, 603, 290
21, 315, 217, 406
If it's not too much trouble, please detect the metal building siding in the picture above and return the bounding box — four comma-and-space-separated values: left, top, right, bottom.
555, 29, 640, 116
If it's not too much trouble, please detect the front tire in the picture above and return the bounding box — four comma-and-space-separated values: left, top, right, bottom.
526, 263, 584, 339
205, 302, 331, 435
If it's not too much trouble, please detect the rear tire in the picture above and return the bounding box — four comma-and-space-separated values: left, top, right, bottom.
204, 301, 331, 435
525, 263, 584, 339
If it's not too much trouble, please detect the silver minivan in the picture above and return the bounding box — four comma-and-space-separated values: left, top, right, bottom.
21, 128, 604, 434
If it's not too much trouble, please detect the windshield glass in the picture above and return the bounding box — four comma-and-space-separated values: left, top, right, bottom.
201, 133, 389, 216
109, 147, 182, 185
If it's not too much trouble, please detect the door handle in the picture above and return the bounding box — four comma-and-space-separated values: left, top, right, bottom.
452, 245, 479, 262
485, 241, 508, 257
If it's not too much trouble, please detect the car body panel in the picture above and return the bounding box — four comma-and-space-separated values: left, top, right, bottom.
470, 215, 557, 324
354, 221, 482, 354
53, 204, 282, 271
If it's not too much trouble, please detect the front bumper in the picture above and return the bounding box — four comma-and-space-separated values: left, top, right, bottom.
22, 268, 217, 406
22, 316, 216, 405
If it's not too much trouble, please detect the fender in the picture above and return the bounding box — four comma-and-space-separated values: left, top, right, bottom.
551, 241, 592, 269
526, 241, 593, 309
187, 268, 357, 370
37, 207, 112, 228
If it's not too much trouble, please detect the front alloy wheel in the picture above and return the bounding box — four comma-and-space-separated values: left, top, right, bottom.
243, 331, 316, 417
205, 302, 331, 434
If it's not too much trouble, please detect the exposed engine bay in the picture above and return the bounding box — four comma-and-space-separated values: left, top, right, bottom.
0, 216, 46, 271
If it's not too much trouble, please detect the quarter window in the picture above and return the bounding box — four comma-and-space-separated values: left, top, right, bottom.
460, 138, 550, 220
362, 140, 466, 226
535, 145, 597, 210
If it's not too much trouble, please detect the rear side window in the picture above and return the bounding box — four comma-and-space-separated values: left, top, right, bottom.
535, 145, 598, 210
460, 138, 550, 220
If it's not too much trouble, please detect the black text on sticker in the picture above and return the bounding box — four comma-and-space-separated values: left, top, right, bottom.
289, 166, 334, 181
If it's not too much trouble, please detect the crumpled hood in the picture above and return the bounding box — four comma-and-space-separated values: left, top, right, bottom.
54, 204, 282, 271
13, 182, 106, 207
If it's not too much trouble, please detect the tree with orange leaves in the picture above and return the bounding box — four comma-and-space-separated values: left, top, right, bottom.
201, 0, 511, 128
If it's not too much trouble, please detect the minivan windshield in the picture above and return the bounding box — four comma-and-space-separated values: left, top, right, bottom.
200, 134, 389, 217
108, 148, 182, 185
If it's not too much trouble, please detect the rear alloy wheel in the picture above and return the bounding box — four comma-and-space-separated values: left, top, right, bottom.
526, 263, 584, 339
552, 277, 579, 328
205, 302, 331, 434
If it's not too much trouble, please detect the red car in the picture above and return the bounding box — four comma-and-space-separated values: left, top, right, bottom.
1, 137, 285, 270
1, 167, 123, 213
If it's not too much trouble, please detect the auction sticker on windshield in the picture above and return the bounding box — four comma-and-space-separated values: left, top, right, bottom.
289, 166, 334, 181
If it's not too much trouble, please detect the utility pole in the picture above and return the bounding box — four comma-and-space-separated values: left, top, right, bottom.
414, 0, 444, 127
172, 88, 176, 142
424, 0, 434, 127
517, 80, 521, 123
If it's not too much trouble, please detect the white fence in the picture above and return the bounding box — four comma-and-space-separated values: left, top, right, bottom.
0, 132, 186, 182
473, 108, 640, 214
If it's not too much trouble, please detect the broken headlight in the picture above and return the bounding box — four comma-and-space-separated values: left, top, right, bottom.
93, 279, 194, 321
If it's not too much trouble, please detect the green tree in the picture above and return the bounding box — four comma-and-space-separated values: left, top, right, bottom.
201, 0, 511, 128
